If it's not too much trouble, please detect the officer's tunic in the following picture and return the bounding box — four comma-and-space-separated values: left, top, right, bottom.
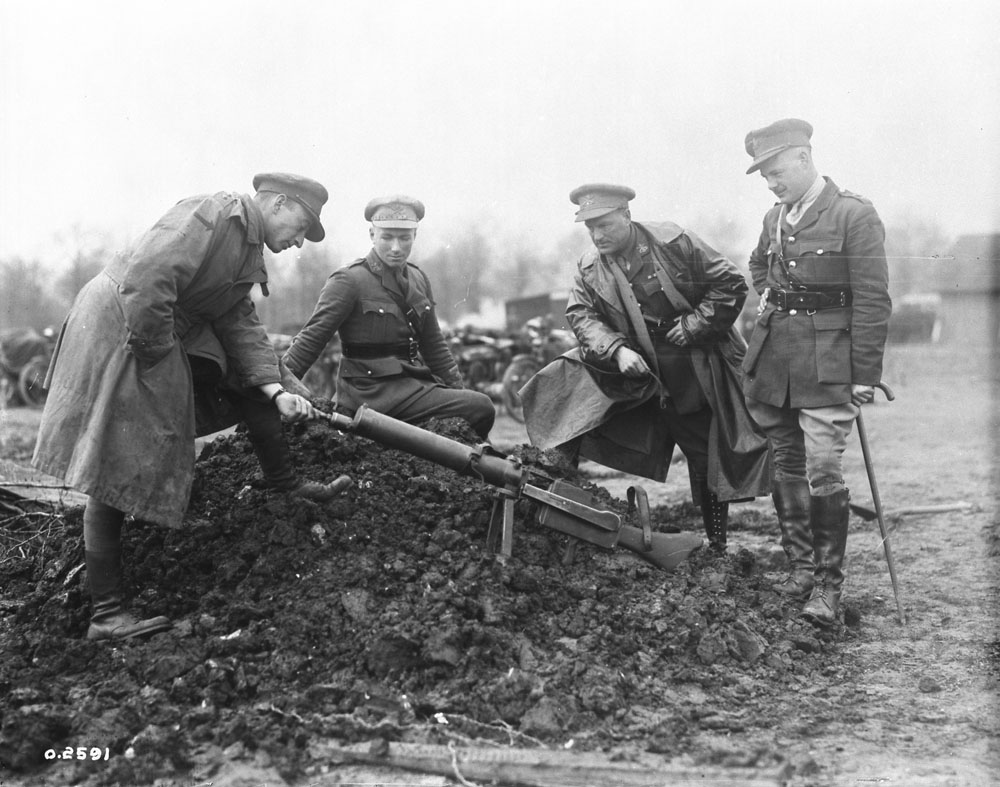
742, 177, 891, 408
283, 250, 495, 435
33, 193, 281, 526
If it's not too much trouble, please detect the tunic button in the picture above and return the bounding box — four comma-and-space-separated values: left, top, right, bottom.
789, 261, 797, 268
817, 249, 824, 255
789, 309, 798, 316
788, 236, 795, 243
367, 370, 373, 375
378, 308, 385, 313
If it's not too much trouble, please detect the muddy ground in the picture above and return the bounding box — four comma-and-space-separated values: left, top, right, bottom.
0, 343, 997, 787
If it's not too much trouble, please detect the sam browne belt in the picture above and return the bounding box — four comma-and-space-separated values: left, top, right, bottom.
342, 341, 419, 361
764, 287, 852, 311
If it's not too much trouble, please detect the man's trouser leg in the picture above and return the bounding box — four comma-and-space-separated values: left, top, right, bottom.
227, 391, 351, 502
798, 404, 857, 625
747, 398, 813, 595
771, 478, 815, 598
84, 499, 171, 640
697, 479, 729, 553
664, 402, 727, 551
385, 378, 497, 439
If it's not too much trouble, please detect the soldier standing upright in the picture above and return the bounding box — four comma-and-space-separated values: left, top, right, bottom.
741, 119, 892, 625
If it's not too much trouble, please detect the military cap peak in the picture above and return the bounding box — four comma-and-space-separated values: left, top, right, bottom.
569, 183, 636, 222
252, 172, 328, 242
365, 195, 425, 228
744, 118, 814, 174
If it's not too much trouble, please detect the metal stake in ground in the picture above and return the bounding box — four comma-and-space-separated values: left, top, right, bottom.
857, 382, 906, 626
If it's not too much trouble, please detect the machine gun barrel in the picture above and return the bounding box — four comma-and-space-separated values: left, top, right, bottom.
319, 405, 702, 572
322, 406, 526, 488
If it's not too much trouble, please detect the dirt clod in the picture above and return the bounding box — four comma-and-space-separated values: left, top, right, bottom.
1, 346, 998, 786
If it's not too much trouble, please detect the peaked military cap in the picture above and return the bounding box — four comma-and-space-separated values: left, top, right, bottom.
364, 195, 425, 229
744, 118, 814, 174
569, 183, 636, 222
252, 172, 329, 242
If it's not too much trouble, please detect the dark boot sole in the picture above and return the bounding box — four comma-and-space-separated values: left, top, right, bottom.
87, 619, 173, 640
800, 610, 837, 627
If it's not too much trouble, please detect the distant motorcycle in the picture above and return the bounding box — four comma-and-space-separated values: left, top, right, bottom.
448, 328, 515, 400
0, 327, 55, 408
500, 317, 577, 423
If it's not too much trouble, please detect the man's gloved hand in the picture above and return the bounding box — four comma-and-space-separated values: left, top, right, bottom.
664, 316, 695, 347
279, 358, 314, 400
613, 346, 652, 378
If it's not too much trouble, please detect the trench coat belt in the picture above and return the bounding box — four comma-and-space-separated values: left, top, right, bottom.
764, 287, 852, 311
342, 341, 417, 361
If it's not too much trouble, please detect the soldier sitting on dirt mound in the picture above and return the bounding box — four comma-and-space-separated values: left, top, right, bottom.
740, 119, 892, 626
281, 195, 496, 439
32, 173, 351, 641
519, 184, 771, 553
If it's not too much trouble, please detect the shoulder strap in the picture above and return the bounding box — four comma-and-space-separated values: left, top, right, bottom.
383, 272, 423, 339
606, 259, 661, 380
646, 233, 695, 314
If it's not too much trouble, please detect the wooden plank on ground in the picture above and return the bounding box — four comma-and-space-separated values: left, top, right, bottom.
319, 740, 790, 787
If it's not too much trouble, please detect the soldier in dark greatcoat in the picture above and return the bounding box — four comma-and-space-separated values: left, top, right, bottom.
282, 196, 496, 439
520, 185, 771, 552
741, 119, 892, 625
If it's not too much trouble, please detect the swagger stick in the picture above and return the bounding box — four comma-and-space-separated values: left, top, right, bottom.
856, 382, 905, 625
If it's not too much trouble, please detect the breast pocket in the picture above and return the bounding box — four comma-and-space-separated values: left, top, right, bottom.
788, 238, 847, 288
812, 309, 851, 383
360, 298, 406, 342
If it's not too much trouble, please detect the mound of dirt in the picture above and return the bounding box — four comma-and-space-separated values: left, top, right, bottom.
0, 414, 839, 785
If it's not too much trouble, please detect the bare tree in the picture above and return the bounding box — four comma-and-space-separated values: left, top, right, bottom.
254, 244, 343, 335
420, 228, 492, 325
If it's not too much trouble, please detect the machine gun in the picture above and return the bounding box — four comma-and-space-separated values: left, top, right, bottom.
318, 405, 703, 572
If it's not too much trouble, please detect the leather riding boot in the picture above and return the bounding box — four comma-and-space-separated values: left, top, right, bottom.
802, 489, 851, 626
85, 549, 172, 640
233, 395, 298, 489
772, 478, 815, 599
699, 486, 729, 553
233, 395, 352, 500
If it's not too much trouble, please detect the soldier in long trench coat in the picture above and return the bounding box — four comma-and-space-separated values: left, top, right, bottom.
32, 173, 349, 640
520, 185, 771, 552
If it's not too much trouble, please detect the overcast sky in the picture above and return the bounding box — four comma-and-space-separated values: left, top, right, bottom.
1, 0, 998, 268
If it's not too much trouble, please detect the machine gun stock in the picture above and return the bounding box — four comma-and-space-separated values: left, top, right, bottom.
318, 405, 702, 572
